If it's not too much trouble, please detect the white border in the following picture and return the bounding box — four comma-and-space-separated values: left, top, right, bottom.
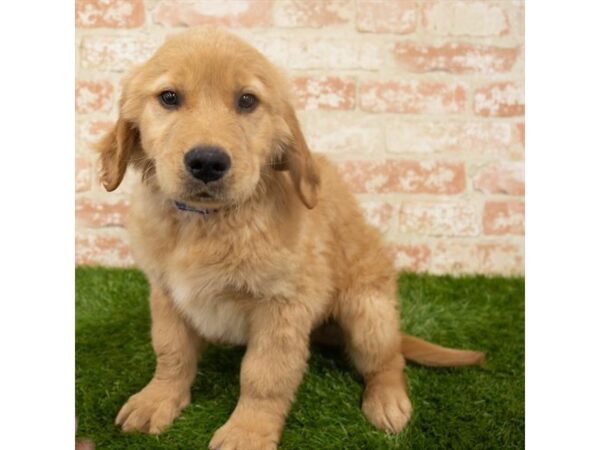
2, 0, 600, 448
527, 0, 600, 448
0, 1, 74, 448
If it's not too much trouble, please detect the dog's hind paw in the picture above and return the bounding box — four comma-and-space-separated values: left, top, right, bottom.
361, 378, 412, 433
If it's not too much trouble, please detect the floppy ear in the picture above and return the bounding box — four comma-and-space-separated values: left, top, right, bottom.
96, 118, 140, 191
96, 65, 144, 192
275, 102, 320, 209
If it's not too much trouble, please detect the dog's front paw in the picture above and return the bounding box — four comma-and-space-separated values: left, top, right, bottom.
209, 418, 278, 450
115, 381, 190, 434
361, 378, 412, 433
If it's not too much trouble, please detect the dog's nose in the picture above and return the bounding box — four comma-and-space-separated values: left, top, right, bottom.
184, 146, 231, 183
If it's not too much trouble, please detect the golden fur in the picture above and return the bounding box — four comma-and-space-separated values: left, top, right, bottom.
97, 28, 484, 449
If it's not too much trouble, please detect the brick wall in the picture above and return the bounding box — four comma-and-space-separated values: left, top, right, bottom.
75, 0, 525, 274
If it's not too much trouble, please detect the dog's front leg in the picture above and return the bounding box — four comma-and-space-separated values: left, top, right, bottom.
209, 300, 313, 450
116, 283, 203, 434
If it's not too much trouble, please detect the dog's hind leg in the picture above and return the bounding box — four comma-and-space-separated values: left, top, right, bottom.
334, 287, 411, 433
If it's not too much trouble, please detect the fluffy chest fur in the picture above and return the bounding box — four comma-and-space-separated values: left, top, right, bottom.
127, 185, 303, 345
167, 271, 250, 345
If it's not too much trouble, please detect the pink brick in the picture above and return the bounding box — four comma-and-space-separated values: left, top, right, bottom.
430, 241, 477, 273
431, 240, 524, 274
393, 42, 519, 74
274, 0, 352, 27
360, 79, 466, 114
80, 35, 162, 72
359, 200, 396, 233
390, 244, 431, 272
153, 0, 273, 27
476, 241, 524, 274
356, 0, 417, 34
76, 0, 145, 28
516, 122, 525, 146
506, 0, 525, 42
76, 197, 130, 228
474, 82, 525, 117
483, 201, 525, 235
76, 232, 134, 266
292, 75, 355, 110
246, 35, 385, 70
76, 156, 92, 193
422, 0, 509, 37
78, 119, 114, 147
385, 120, 512, 156
243, 36, 290, 67
473, 162, 525, 196
339, 160, 465, 194
75, 80, 114, 114
299, 113, 384, 155
288, 38, 383, 70
399, 201, 480, 237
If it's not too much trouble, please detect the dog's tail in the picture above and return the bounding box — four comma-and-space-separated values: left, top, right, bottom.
401, 333, 485, 367
311, 324, 484, 367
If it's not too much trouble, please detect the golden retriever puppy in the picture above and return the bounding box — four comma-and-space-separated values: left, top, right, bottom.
97, 28, 483, 449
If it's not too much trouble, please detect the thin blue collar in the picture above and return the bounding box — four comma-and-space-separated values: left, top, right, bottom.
174, 200, 217, 215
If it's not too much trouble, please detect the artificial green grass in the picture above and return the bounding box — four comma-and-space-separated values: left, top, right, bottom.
76, 267, 524, 449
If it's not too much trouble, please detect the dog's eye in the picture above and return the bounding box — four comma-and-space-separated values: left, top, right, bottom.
238, 93, 258, 112
159, 91, 180, 109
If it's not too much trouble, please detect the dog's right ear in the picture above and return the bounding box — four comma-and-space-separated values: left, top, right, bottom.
95, 67, 142, 192
96, 118, 140, 192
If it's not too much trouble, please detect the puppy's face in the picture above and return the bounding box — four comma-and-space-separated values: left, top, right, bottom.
98, 28, 319, 209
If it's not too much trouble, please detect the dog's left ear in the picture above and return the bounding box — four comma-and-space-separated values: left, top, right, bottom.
96, 118, 140, 191
275, 102, 320, 209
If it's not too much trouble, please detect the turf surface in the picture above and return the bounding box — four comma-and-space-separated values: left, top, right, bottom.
76, 267, 524, 449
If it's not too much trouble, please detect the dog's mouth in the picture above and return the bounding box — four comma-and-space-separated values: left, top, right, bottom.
173, 170, 253, 211
181, 179, 221, 198
175, 185, 229, 210
189, 190, 227, 203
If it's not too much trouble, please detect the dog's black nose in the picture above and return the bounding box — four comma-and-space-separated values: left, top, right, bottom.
184, 146, 231, 183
